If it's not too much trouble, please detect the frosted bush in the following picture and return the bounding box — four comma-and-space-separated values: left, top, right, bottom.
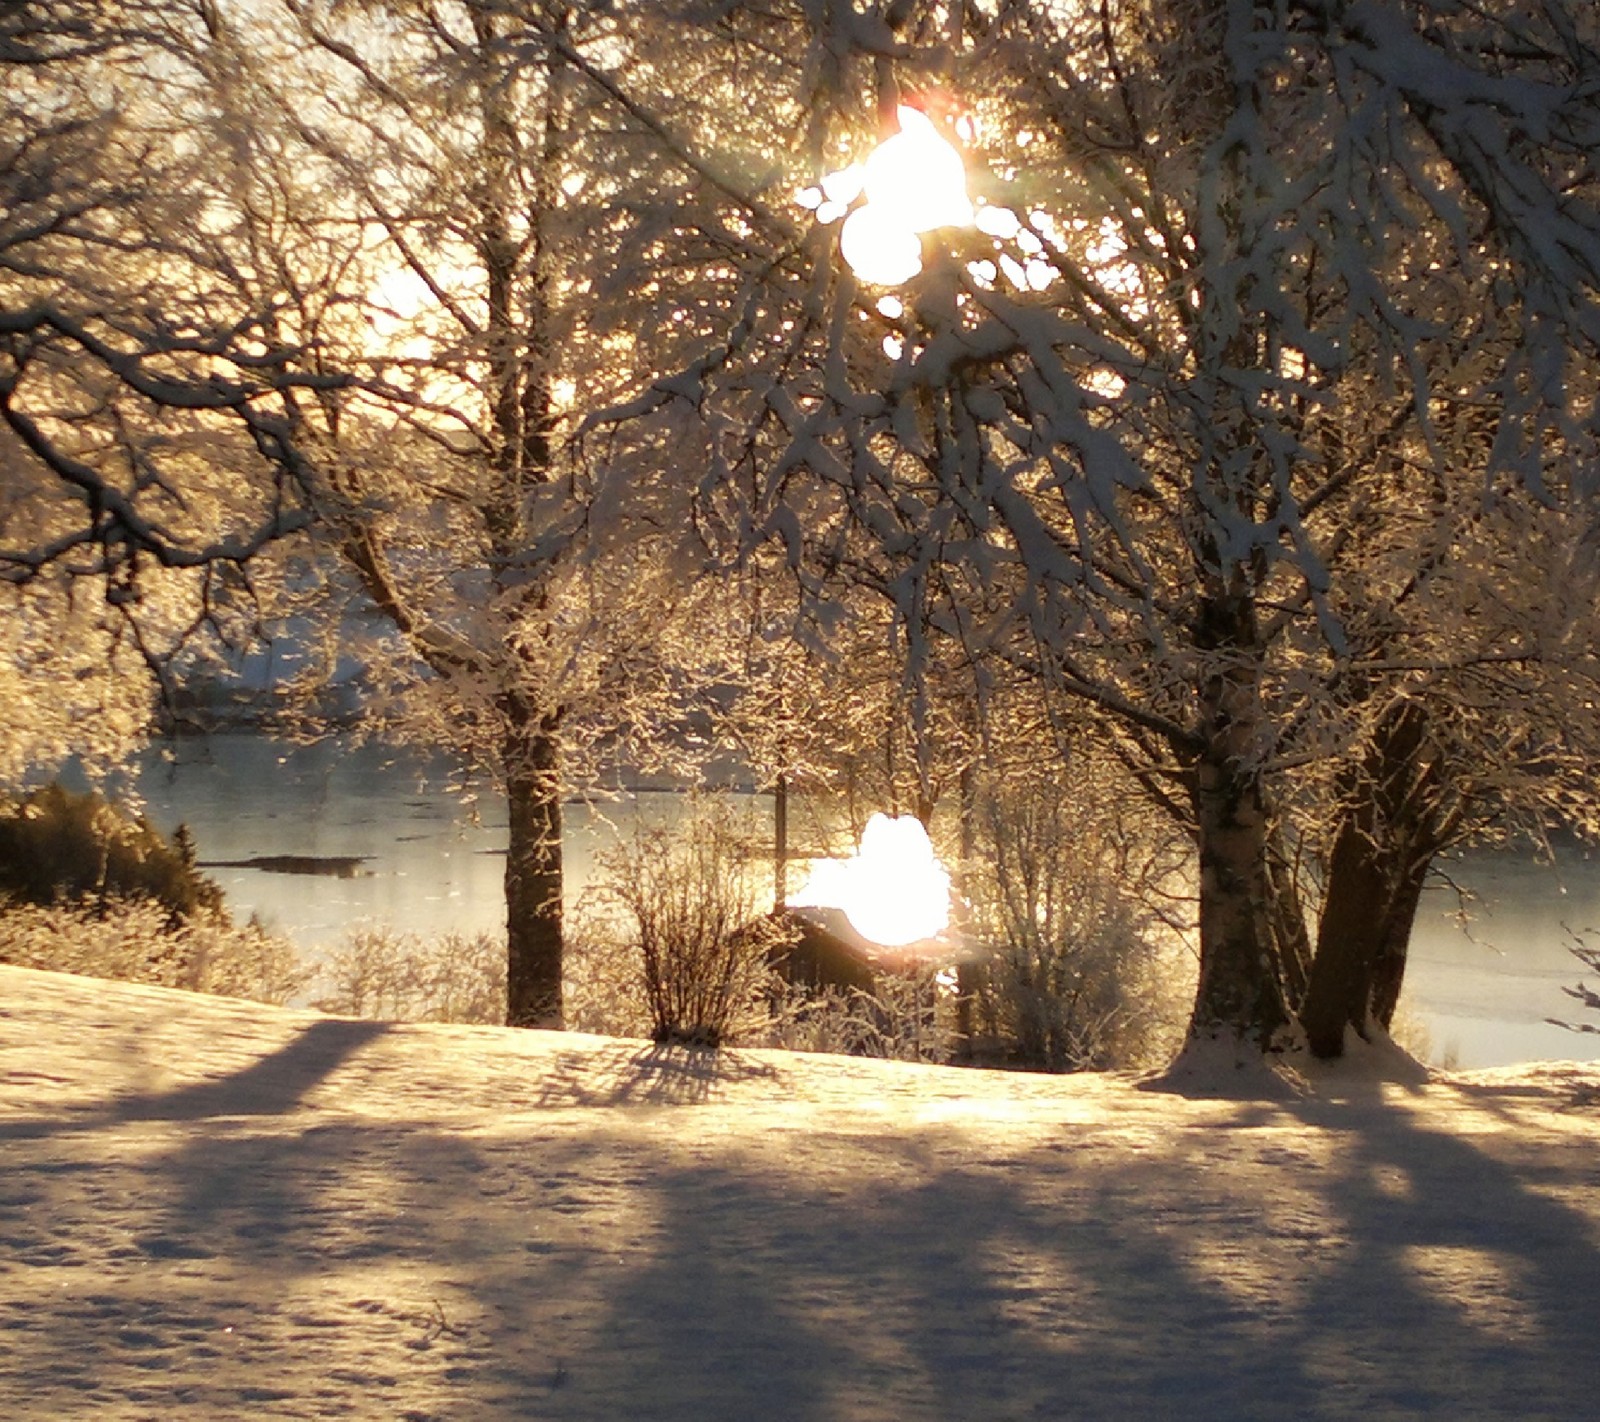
588, 796, 793, 1048
0, 895, 308, 1005
963, 765, 1191, 1073
310, 926, 505, 1024
563, 910, 652, 1039
0, 787, 308, 1003
764, 972, 949, 1063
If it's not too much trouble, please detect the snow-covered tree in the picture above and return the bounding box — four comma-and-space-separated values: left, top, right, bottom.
587, 0, 1600, 1061
184, 0, 815, 1025
1, 1, 344, 784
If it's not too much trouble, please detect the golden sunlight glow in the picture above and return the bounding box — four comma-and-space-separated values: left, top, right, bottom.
825, 106, 974, 288
363, 255, 481, 414
790, 812, 952, 946
1085, 216, 1141, 300
861, 107, 972, 235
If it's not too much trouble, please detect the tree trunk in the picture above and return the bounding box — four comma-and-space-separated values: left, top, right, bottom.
471, 6, 567, 1031
953, 758, 978, 1062
1302, 822, 1435, 1055
1265, 836, 1312, 1015
773, 772, 788, 911
1187, 741, 1288, 1048
1301, 815, 1389, 1057
1182, 585, 1288, 1051
504, 708, 564, 1028
1372, 855, 1429, 1029
1302, 701, 1438, 1057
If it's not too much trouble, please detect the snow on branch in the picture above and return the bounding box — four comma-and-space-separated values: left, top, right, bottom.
0, 303, 341, 582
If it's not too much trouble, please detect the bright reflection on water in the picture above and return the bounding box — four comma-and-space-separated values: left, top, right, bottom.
120, 735, 1600, 1069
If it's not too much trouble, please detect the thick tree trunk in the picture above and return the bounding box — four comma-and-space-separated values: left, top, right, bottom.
469, 7, 567, 1031
1302, 824, 1434, 1055
504, 709, 564, 1029
1302, 701, 1438, 1057
1302, 816, 1389, 1057
953, 759, 978, 1062
1184, 572, 1292, 1049
1188, 742, 1288, 1048
1182, 585, 1288, 1051
1372, 856, 1428, 1030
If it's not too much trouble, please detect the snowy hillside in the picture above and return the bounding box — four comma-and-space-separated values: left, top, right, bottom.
3, 963, 1599, 1420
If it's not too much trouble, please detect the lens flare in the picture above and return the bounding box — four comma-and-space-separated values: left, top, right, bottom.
792, 812, 952, 947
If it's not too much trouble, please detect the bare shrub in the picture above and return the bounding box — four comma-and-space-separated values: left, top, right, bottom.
765, 969, 950, 1062
963, 760, 1191, 1073
310, 925, 505, 1024
0, 895, 308, 1005
591, 796, 792, 1048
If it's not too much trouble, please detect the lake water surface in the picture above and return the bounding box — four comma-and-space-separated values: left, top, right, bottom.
125, 733, 1600, 1071
128, 734, 708, 951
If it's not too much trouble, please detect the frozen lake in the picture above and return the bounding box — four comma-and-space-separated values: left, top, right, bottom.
124, 734, 726, 954
121, 734, 1600, 1071
1407, 847, 1600, 1069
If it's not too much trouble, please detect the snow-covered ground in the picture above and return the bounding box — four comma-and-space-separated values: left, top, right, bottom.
3, 964, 1599, 1421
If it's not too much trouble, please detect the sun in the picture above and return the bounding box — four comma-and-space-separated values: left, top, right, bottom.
800, 106, 974, 287
797, 106, 1059, 304
859, 106, 973, 236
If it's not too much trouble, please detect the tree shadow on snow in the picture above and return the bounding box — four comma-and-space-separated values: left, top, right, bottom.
1277, 1088, 1600, 1415
575, 1094, 1600, 1421
117, 1018, 392, 1122
0, 1017, 390, 1142
5, 1021, 1600, 1420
